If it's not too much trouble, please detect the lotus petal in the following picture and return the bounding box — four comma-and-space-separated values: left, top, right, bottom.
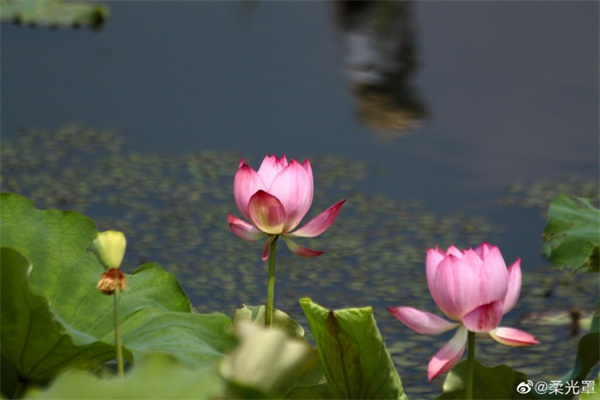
281, 236, 324, 258
269, 159, 313, 232
228, 214, 267, 241
234, 161, 265, 219
261, 235, 278, 261
428, 325, 468, 381
489, 326, 539, 347
248, 190, 287, 234
502, 259, 522, 315
257, 155, 288, 187
433, 255, 481, 320
289, 199, 346, 238
387, 306, 459, 335
461, 301, 503, 332
477, 246, 509, 305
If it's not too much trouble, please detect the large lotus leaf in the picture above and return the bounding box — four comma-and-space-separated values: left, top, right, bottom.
1, 247, 116, 389
0, 0, 108, 29
23, 353, 223, 399
542, 195, 599, 273
579, 376, 599, 400
0, 193, 232, 381
281, 347, 329, 399
300, 298, 408, 400
437, 360, 536, 399
536, 309, 599, 400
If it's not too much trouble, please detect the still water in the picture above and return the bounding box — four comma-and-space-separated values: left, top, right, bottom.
1, 1, 598, 396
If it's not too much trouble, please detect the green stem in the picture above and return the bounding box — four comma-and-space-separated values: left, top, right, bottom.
466, 330, 476, 400
114, 287, 124, 377
265, 235, 279, 328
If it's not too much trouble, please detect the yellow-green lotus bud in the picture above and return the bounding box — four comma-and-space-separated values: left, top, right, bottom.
92, 230, 126, 269
220, 321, 314, 396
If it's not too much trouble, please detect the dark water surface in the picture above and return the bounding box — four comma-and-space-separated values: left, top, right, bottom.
2, 1, 599, 397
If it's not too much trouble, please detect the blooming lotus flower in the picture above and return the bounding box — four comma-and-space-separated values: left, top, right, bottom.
388, 243, 538, 381
228, 155, 345, 261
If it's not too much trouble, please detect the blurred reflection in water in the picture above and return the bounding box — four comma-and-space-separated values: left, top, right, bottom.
333, 1, 428, 138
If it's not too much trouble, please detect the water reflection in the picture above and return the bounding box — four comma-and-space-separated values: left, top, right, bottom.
333, 1, 428, 138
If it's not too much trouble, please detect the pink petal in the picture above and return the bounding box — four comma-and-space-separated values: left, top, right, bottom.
289, 199, 346, 238
281, 236, 324, 257
426, 247, 446, 306
387, 306, 459, 335
228, 214, 267, 241
433, 255, 481, 321
461, 301, 503, 332
247, 190, 286, 234
268, 159, 314, 232
502, 259, 522, 315
428, 325, 467, 381
474, 242, 493, 259
234, 161, 265, 219
489, 327, 539, 347
445, 245, 464, 258
301, 158, 313, 182
477, 245, 509, 305
261, 235, 278, 262
460, 248, 485, 274
257, 155, 288, 188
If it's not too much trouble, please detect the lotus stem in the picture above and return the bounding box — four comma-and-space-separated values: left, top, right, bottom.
466, 330, 475, 400
266, 235, 279, 328
114, 287, 124, 377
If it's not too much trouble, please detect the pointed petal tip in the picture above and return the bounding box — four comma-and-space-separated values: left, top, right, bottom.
290, 198, 346, 238
282, 236, 325, 257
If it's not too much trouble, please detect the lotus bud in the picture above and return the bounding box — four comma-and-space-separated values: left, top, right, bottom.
92, 230, 126, 269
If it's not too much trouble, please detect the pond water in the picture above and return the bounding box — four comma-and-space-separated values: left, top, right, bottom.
1, 1, 598, 397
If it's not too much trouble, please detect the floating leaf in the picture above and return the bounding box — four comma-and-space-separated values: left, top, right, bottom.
437, 360, 536, 399
542, 195, 600, 273
0, 0, 109, 29
300, 298, 408, 399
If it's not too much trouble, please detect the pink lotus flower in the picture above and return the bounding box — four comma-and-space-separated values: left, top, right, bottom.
388, 243, 538, 381
228, 155, 345, 261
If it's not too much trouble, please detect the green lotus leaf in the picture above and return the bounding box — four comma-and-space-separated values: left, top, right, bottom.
300, 298, 407, 399
437, 360, 535, 399
1, 247, 116, 389
0, 0, 108, 29
0, 193, 232, 389
542, 195, 600, 273
23, 353, 223, 399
